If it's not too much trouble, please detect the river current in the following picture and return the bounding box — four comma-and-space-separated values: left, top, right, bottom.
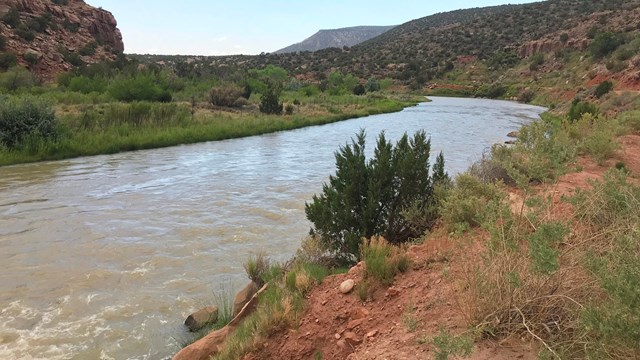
0, 97, 545, 359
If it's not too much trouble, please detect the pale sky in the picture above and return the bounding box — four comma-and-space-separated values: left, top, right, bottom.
87, 0, 539, 56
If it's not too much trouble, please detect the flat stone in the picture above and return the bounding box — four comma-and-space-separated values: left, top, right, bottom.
344, 331, 362, 346
339, 279, 355, 294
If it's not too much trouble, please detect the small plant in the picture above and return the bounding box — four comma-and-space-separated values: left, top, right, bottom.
403, 304, 419, 332
0, 52, 17, 70
209, 83, 244, 107
243, 252, 271, 287
568, 99, 599, 121
529, 53, 545, 71
432, 328, 473, 360
2, 8, 20, 28
23, 52, 39, 66
259, 82, 283, 115
356, 279, 370, 301
360, 237, 408, 286
594, 81, 613, 98
284, 103, 294, 115
0, 35, 6, 51
353, 84, 366, 96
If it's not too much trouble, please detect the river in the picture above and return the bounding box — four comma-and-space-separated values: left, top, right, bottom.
0, 97, 546, 359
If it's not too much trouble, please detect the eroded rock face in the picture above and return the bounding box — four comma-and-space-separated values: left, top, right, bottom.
0, 0, 124, 79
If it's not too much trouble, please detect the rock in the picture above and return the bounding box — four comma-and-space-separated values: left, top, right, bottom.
348, 262, 363, 275
339, 279, 355, 294
343, 331, 362, 346
346, 318, 365, 330
385, 287, 400, 297
335, 333, 341, 339
232, 281, 259, 317
337, 339, 347, 348
507, 131, 520, 138
184, 306, 219, 332
350, 307, 370, 320
173, 284, 268, 360
366, 329, 378, 338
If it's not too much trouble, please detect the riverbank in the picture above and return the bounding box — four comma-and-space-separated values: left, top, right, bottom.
179, 104, 640, 359
0, 93, 422, 166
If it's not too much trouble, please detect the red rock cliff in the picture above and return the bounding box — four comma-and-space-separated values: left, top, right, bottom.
0, 0, 124, 78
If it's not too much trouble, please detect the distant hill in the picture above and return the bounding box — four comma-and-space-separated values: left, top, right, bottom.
275, 25, 395, 54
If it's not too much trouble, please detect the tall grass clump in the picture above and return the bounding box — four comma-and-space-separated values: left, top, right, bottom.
360, 237, 409, 286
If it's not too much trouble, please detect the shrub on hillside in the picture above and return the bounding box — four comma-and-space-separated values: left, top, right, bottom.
0, 52, 17, 71
0, 35, 6, 51
568, 99, 599, 121
0, 96, 58, 148
590, 32, 625, 59
2, 8, 20, 28
259, 83, 283, 115
68, 75, 108, 94
305, 130, 446, 262
594, 80, 614, 98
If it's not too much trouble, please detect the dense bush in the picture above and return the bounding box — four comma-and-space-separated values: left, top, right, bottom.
0, 52, 17, 70
0, 35, 6, 51
109, 74, 172, 102
590, 32, 625, 59
68, 75, 108, 94
0, 96, 58, 148
305, 130, 445, 262
568, 99, 599, 121
595, 80, 614, 98
0, 66, 38, 91
259, 83, 283, 115
353, 84, 366, 96
208, 83, 244, 107
2, 8, 20, 28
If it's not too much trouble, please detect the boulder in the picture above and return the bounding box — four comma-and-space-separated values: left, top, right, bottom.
339, 279, 355, 294
507, 131, 519, 138
173, 284, 268, 360
232, 281, 259, 317
184, 306, 218, 332
343, 331, 362, 346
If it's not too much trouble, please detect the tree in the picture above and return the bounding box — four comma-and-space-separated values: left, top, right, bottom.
590, 32, 624, 59
353, 84, 366, 96
305, 130, 445, 263
259, 82, 283, 115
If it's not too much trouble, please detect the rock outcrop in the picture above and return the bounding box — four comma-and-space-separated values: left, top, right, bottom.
519, 38, 589, 58
0, 0, 123, 78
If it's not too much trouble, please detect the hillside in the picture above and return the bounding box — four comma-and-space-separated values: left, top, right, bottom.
138, 0, 640, 91
0, 0, 123, 78
275, 26, 395, 54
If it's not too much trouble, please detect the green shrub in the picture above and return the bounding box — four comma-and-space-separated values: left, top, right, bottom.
595, 81, 614, 98
79, 41, 98, 56
529, 53, 545, 71
360, 237, 408, 286
353, 84, 366, 96
568, 99, 599, 121
441, 173, 506, 232
15, 25, 35, 42
617, 110, 640, 133
306, 130, 444, 262
259, 83, 283, 115
0, 96, 58, 148
2, 8, 20, 28
0, 35, 6, 51
68, 75, 108, 94
433, 328, 473, 360
23, 52, 39, 66
0, 52, 17, 70
0, 66, 38, 91
590, 32, 624, 59
109, 74, 171, 102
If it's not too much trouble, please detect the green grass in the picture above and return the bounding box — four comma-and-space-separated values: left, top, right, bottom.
0, 95, 417, 166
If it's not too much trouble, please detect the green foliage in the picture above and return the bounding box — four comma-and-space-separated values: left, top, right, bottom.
617, 110, 640, 133
360, 237, 408, 286
0, 52, 17, 70
79, 41, 98, 56
259, 83, 283, 115
527, 222, 569, 275
0, 35, 6, 51
0, 66, 38, 91
0, 96, 58, 149
2, 8, 20, 28
243, 252, 271, 287
23, 52, 39, 66
568, 99, 599, 121
529, 53, 545, 71
26, 15, 50, 33
353, 84, 366, 96
305, 130, 443, 262
109, 74, 172, 102
15, 25, 35, 42
432, 328, 473, 360
595, 81, 614, 98
68, 75, 108, 94
284, 103, 294, 115
365, 77, 380, 92
487, 50, 520, 69
52, 0, 69, 4
442, 173, 506, 232
590, 32, 625, 59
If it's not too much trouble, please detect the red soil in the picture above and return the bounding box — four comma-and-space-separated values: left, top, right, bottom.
243, 135, 640, 360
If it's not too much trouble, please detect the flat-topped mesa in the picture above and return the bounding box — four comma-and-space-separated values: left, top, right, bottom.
0, 0, 124, 79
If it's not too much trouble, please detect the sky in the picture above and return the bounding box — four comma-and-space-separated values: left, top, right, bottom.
87, 0, 539, 56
